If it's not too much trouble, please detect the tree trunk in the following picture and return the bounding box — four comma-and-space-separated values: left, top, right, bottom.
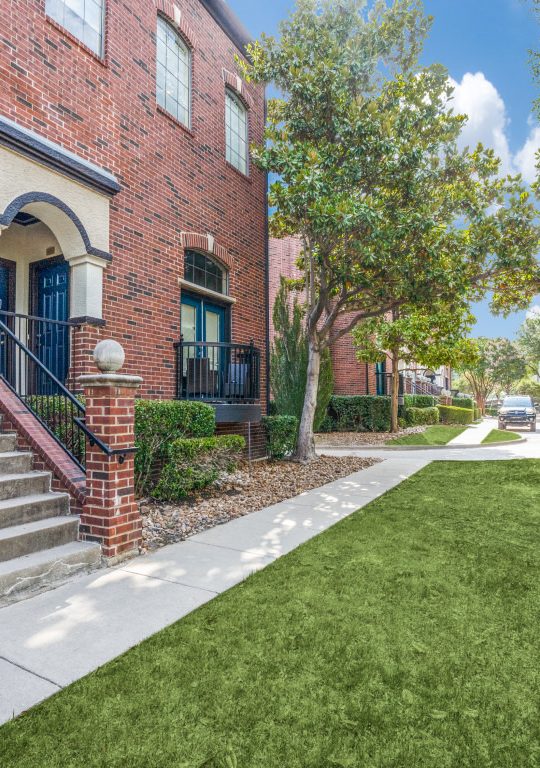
294, 334, 321, 463
391, 351, 400, 433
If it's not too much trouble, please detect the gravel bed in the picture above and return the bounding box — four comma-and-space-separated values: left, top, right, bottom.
140, 455, 380, 552
315, 427, 427, 447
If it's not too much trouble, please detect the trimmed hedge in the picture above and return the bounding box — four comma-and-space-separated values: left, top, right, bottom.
135, 400, 216, 496
474, 407, 481, 421
438, 405, 474, 425
262, 415, 298, 459
325, 395, 391, 433
154, 435, 245, 501
486, 407, 499, 417
452, 397, 475, 410
404, 394, 437, 409
405, 406, 440, 426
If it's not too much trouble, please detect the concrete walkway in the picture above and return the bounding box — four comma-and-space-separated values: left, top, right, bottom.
447, 418, 495, 445
0, 456, 428, 724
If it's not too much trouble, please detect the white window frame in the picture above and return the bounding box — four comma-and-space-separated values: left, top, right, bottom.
225, 90, 248, 175
156, 16, 192, 129
45, 0, 105, 57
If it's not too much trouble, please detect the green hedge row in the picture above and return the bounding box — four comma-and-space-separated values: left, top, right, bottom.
262, 415, 298, 459
323, 395, 391, 433
154, 435, 245, 501
452, 397, 475, 410
438, 405, 474, 425
403, 394, 437, 409
405, 406, 440, 426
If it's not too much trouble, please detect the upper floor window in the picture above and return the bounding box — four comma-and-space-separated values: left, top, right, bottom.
225, 90, 248, 175
156, 16, 191, 128
185, 250, 227, 295
46, 0, 105, 56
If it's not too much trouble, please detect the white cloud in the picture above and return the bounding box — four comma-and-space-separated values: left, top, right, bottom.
448, 72, 540, 182
527, 304, 540, 318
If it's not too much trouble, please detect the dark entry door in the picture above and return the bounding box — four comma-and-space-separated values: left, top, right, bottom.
34, 261, 70, 384
0, 263, 13, 378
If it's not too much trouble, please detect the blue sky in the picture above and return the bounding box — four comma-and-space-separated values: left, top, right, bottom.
228, 0, 540, 338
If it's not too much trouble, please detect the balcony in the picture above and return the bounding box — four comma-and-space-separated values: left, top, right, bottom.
174, 340, 261, 423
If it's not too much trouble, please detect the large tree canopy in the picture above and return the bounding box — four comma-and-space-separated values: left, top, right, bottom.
242, 0, 540, 460
456, 338, 527, 410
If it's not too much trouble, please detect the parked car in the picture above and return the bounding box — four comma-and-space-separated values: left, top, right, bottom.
498, 395, 537, 432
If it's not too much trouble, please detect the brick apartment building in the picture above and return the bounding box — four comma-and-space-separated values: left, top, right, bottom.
269, 237, 451, 401
0, 0, 271, 584
0, 0, 268, 447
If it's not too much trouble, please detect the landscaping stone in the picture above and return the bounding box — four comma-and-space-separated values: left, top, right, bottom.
139, 455, 379, 552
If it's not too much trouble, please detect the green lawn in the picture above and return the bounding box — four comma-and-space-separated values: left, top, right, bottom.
482, 428, 522, 444
386, 424, 467, 445
1, 460, 540, 768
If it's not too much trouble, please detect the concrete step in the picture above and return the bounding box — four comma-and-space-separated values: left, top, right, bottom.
0, 492, 70, 530
0, 516, 79, 562
0, 433, 18, 453
0, 471, 50, 501
0, 540, 101, 606
0, 451, 33, 474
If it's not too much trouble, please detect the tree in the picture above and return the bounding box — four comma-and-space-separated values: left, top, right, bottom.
271, 278, 334, 431
456, 338, 527, 412
517, 311, 540, 377
353, 303, 476, 431
242, 0, 540, 460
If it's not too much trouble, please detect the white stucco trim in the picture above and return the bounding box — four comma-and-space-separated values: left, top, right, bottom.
179, 278, 237, 305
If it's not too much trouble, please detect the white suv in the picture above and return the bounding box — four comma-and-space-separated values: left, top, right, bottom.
498, 396, 537, 432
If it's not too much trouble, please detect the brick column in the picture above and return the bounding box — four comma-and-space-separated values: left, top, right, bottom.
78, 341, 142, 564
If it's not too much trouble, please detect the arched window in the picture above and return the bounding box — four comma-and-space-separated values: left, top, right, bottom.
184, 250, 227, 294
46, 0, 105, 56
225, 90, 248, 175
156, 16, 191, 127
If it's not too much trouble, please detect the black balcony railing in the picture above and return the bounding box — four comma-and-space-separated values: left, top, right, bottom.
175, 341, 260, 403
376, 372, 443, 398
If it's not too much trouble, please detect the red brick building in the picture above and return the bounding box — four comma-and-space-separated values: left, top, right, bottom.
0, 0, 268, 453
269, 237, 451, 400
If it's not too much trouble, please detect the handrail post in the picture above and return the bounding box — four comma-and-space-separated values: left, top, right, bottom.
79, 341, 143, 564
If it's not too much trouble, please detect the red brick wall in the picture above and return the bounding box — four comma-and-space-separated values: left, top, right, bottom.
269, 237, 377, 397
1, 0, 267, 408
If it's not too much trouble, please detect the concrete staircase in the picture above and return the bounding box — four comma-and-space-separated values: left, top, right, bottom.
0, 427, 100, 606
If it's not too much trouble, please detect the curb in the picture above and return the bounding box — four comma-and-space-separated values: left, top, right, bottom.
317, 437, 528, 452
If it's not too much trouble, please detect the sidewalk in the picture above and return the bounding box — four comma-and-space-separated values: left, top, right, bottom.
0, 456, 428, 724
447, 418, 495, 445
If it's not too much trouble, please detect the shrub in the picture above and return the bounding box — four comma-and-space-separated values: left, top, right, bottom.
438, 405, 474, 425
403, 394, 437, 409
154, 435, 245, 501
486, 407, 499, 417
474, 406, 482, 421
325, 395, 391, 433
262, 415, 298, 459
452, 397, 475, 410
134, 400, 216, 496
405, 406, 440, 426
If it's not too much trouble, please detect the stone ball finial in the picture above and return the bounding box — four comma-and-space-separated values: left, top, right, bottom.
93, 339, 125, 373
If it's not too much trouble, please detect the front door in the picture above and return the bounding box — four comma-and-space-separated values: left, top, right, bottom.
0, 261, 14, 379
181, 294, 227, 397
34, 260, 70, 384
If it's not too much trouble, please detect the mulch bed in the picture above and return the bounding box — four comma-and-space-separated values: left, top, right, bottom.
139, 455, 379, 552
315, 427, 426, 447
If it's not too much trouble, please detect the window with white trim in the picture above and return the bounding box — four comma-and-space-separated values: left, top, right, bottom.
46, 0, 105, 56
156, 16, 191, 128
184, 250, 227, 295
225, 90, 248, 175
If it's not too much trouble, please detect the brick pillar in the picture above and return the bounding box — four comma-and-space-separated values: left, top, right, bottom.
78, 340, 142, 564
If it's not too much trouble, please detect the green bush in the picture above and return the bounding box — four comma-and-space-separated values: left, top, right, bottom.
474, 406, 482, 421
154, 435, 245, 501
405, 406, 440, 426
438, 405, 474, 425
403, 394, 437, 409
134, 400, 216, 496
486, 407, 499, 417
325, 395, 391, 433
452, 397, 475, 410
262, 415, 298, 459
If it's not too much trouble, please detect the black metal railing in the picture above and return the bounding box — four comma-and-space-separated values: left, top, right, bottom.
0, 315, 86, 469
175, 340, 261, 403
375, 372, 443, 398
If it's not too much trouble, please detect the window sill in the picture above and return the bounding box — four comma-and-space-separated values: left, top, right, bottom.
179, 278, 236, 304
157, 106, 194, 137
225, 160, 251, 182
46, 17, 107, 67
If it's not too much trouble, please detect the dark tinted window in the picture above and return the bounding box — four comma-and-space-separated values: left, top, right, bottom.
184, 250, 226, 294
502, 396, 533, 407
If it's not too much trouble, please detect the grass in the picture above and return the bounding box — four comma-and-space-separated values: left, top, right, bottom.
386, 424, 467, 445
1, 460, 540, 768
482, 428, 522, 444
